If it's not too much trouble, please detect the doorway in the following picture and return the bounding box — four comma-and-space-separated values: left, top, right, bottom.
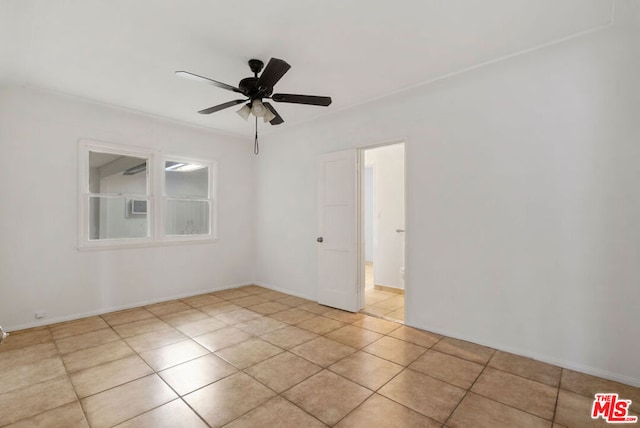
360, 142, 406, 322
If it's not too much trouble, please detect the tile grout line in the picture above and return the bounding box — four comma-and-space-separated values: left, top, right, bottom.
44, 303, 388, 427
238, 363, 328, 427
2, 324, 93, 428
98, 308, 234, 427
279, 395, 329, 427
58, 314, 186, 426
442, 348, 496, 426
442, 349, 561, 425
77, 319, 158, 414
62, 321, 117, 428
53, 296, 405, 426
7, 286, 638, 427
481, 351, 560, 420
334, 332, 445, 424
551, 368, 564, 425
216, 304, 401, 426
485, 363, 561, 387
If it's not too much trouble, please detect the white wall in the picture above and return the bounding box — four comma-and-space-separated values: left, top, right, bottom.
365, 144, 405, 289
255, 26, 640, 386
0, 87, 255, 330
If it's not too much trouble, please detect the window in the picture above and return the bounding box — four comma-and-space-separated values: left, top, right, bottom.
164, 160, 212, 237
79, 140, 216, 249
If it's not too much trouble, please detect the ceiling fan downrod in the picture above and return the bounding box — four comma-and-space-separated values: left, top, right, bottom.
254, 116, 259, 155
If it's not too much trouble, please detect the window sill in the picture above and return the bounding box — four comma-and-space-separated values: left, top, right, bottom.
77, 237, 219, 252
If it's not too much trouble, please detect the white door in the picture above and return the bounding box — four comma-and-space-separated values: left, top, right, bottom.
317, 149, 360, 312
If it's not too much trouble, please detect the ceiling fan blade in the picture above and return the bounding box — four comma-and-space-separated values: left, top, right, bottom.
263, 102, 284, 125
271, 93, 332, 106
176, 71, 243, 94
198, 99, 246, 115
257, 58, 291, 89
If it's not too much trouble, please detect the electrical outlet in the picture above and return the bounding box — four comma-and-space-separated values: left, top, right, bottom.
35, 311, 46, 319
0, 326, 8, 345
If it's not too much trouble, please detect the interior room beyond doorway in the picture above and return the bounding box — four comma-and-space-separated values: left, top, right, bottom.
361, 143, 405, 322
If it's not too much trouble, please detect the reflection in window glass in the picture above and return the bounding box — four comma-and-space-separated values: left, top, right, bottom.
88, 152, 149, 240
164, 161, 211, 236
165, 200, 209, 235
165, 162, 209, 198
89, 196, 149, 240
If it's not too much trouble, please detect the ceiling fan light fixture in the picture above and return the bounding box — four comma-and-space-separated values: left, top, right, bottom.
263, 109, 276, 123
251, 99, 267, 117
236, 104, 251, 120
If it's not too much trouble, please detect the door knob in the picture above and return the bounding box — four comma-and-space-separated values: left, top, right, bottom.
317, 237, 324, 243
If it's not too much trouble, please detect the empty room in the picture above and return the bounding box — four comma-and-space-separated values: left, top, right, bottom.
1, 1, 639, 427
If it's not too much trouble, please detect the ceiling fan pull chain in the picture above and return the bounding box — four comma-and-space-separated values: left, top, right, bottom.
254, 116, 259, 155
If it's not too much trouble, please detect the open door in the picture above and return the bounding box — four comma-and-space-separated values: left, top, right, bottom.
317, 149, 360, 312
360, 142, 406, 322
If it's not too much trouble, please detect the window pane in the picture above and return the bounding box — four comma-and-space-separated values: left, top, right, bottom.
89, 196, 149, 240
89, 152, 147, 195
165, 200, 209, 235
165, 162, 209, 198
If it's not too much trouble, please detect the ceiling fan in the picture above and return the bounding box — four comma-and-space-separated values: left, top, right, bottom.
176, 58, 332, 128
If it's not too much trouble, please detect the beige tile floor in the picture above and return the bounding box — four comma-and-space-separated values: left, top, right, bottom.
363, 262, 405, 322
1, 284, 639, 427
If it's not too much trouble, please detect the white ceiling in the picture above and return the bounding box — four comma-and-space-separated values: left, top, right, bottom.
0, 0, 614, 137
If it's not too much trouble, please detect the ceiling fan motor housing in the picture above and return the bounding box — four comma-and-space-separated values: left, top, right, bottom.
239, 77, 272, 99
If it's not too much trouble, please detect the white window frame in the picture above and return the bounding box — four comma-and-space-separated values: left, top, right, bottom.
160, 155, 217, 244
78, 139, 217, 250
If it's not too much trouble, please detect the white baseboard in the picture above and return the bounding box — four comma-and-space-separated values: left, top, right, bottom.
404, 320, 640, 388
252, 281, 317, 302
5, 281, 253, 332
12, 280, 637, 390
